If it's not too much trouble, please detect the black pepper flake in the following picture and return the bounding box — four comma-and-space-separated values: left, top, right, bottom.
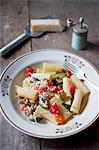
56, 128, 59, 130
55, 131, 58, 133
79, 123, 82, 126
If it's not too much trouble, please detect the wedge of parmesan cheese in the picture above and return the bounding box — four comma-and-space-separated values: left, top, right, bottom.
30, 19, 64, 32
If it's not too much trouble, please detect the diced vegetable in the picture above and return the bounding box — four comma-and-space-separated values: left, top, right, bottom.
66, 70, 72, 78
25, 66, 34, 77
62, 103, 71, 111
20, 104, 27, 111
59, 73, 66, 79
52, 79, 63, 88
39, 95, 49, 109
68, 81, 75, 95
35, 83, 45, 94
50, 102, 60, 115
50, 86, 61, 92
65, 100, 72, 105
55, 114, 65, 124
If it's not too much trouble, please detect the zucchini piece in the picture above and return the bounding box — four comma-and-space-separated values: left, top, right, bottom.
59, 73, 66, 79
62, 103, 71, 111
39, 95, 49, 109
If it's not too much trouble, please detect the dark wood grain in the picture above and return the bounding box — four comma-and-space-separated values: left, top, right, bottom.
0, 0, 99, 150
0, 0, 40, 150
29, 1, 99, 150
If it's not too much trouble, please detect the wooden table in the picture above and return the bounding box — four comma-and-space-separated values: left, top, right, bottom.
0, 0, 99, 149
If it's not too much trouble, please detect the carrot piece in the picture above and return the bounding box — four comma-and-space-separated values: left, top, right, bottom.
69, 81, 75, 95
55, 114, 65, 124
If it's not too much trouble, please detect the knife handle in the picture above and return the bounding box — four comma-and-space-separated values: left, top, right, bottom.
0, 32, 29, 56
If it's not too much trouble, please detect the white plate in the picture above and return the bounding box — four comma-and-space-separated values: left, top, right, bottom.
0, 49, 99, 139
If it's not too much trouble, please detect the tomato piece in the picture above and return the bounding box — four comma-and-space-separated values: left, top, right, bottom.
50, 86, 61, 92
55, 114, 64, 124
25, 66, 34, 77
20, 104, 27, 112
35, 84, 44, 94
69, 81, 75, 95
50, 103, 60, 115
46, 81, 53, 88
66, 70, 72, 78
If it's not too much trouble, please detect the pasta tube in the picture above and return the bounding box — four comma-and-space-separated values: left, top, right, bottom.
15, 86, 38, 102
23, 77, 36, 88
70, 75, 90, 97
70, 89, 83, 114
63, 77, 72, 99
31, 72, 55, 80
58, 90, 69, 101
43, 63, 62, 73
35, 105, 58, 124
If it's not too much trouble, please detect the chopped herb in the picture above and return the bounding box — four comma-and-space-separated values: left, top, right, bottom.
59, 73, 66, 79
30, 80, 33, 83
62, 103, 71, 111
30, 77, 40, 83
52, 79, 63, 88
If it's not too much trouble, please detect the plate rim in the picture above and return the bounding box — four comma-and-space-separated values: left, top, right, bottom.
0, 48, 99, 139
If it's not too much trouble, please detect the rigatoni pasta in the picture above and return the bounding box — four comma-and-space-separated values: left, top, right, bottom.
43, 62, 62, 73
15, 85, 38, 102
70, 75, 90, 97
15, 63, 90, 125
70, 89, 83, 114
63, 77, 72, 99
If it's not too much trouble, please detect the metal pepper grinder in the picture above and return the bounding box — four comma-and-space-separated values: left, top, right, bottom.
67, 17, 89, 50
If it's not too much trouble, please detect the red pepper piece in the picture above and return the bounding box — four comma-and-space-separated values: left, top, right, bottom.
35, 84, 44, 94
25, 66, 34, 77
20, 104, 27, 112
66, 70, 72, 78
69, 81, 75, 95
46, 81, 53, 88
50, 86, 61, 92
50, 102, 60, 115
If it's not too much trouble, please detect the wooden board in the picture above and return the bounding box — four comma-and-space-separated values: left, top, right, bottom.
0, 0, 40, 150
0, 0, 99, 150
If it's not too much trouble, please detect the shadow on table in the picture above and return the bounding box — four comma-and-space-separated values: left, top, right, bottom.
40, 118, 99, 149
87, 41, 99, 51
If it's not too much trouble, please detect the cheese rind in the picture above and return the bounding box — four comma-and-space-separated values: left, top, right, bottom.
30, 19, 64, 32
